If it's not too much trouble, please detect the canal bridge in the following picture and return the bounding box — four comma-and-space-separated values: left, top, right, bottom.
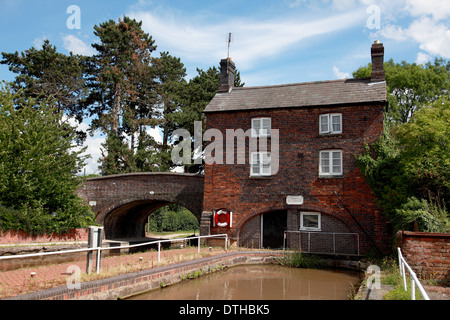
77, 173, 204, 239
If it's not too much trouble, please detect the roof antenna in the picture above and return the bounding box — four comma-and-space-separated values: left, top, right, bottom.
227, 32, 232, 59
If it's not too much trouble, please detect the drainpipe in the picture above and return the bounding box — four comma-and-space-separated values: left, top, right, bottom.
333, 191, 382, 256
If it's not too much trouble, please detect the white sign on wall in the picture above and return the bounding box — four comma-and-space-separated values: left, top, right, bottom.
286, 195, 304, 205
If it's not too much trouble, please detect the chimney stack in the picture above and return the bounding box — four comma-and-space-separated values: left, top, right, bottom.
218, 58, 236, 93
371, 40, 385, 82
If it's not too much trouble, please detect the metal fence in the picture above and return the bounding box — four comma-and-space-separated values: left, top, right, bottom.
283, 231, 360, 256
397, 247, 430, 300
0, 232, 229, 275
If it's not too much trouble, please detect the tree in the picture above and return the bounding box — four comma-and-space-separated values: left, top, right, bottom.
0, 84, 95, 235
171, 66, 245, 173
87, 16, 159, 175
393, 98, 450, 203
1, 40, 88, 122
146, 204, 199, 233
356, 99, 450, 233
353, 58, 450, 125
149, 51, 188, 172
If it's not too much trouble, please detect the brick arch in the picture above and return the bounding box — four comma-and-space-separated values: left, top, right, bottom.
77, 173, 204, 239
237, 206, 289, 248
237, 206, 358, 249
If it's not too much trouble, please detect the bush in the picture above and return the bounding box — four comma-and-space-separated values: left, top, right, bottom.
0, 86, 96, 235
0, 202, 95, 236
394, 196, 449, 233
147, 204, 199, 232
277, 252, 324, 269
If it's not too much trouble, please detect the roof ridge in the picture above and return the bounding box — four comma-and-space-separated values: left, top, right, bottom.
232, 78, 370, 90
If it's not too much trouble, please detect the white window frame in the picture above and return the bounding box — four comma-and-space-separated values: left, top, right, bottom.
319, 150, 343, 176
251, 117, 271, 137
300, 212, 321, 231
319, 113, 342, 135
250, 152, 271, 176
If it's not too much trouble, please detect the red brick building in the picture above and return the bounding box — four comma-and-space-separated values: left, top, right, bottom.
200, 41, 391, 255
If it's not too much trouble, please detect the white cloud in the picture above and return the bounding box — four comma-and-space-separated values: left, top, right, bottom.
62, 35, 96, 56
407, 17, 450, 58
332, 66, 350, 79
128, 8, 365, 71
405, 0, 450, 21
416, 52, 432, 65
378, 24, 409, 41
332, 0, 356, 11
375, 6, 450, 59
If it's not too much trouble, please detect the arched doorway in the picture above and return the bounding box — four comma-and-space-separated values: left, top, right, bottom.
239, 209, 287, 249
261, 210, 287, 249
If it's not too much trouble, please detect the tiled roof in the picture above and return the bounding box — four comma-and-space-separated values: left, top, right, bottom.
204, 78, 386, 113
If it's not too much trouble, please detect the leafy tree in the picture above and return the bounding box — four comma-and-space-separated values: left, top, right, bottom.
0, 84, 95, 235
393, 98, 450, 203
1, 40, 88, 122
171, 66, 245, 173
87, 16, 158, 175
146, 204, 199, 233
145, 51, 189, 172
394, 197, 448, 233
90, 16, 157, 136
353, 58, 449, 125
356, 99, 450, 233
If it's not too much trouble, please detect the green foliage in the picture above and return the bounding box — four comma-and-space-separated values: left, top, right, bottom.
88, 16, 159, 175
171, 66, 245, 173
146, 204, 199, 232
353, 58, 450, 125
383, 281, 424, 300
0, 85, 95, 235
277, 252, 324, 269
356, 99, 450, 233
1, 40, 89, 144
393, 98, 450, 201
394, 196, 449, 233
356, 130, 409, 216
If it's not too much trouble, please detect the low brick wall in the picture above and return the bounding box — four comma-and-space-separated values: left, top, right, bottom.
397, 231, 450, 282
0, 229, 89, 245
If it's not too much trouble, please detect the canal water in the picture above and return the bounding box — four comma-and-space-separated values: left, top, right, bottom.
128, 264, 361, 300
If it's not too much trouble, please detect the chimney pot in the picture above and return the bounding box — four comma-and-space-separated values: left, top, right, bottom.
371, 41, 385, 82
218, 58, 236, 93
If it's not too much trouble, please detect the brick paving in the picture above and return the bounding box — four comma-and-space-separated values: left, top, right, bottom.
0, 245, 228, 299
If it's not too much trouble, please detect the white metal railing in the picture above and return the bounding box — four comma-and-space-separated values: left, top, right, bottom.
0, 233, 229, 274
283, 231, 360, 255
397, 247, 430, 300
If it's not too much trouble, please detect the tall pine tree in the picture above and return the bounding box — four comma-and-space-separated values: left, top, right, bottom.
87, 16, 158, 175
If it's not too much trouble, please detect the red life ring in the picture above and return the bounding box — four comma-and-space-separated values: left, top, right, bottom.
214, 209, 231, 227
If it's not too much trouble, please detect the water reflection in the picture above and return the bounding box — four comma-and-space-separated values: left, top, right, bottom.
129, 265, 361, 300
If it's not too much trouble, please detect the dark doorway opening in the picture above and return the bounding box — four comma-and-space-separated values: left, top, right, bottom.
262, 210, 287, 249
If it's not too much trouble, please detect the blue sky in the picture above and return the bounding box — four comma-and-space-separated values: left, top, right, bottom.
1, 0, 449, 173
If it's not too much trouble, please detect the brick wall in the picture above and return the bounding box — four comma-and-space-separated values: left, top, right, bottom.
203, 103, 391, 254
0, 229, 89, 244
77, 173, 204, 238
398, 231, 450, 281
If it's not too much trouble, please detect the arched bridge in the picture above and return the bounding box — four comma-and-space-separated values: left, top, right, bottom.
77, 173, 204, 239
